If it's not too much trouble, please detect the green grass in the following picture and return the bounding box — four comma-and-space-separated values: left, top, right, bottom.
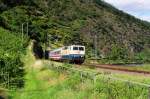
10, 64, 150, 99
127, 64, 150, 71
8, 43, 95, 99
10, 67, 94, 99
8, 45, 150, 99
109, 64, 150, 72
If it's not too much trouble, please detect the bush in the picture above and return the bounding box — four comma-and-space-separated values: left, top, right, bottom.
135, 48, 150, 63
107, 44, 128, 60
0, 28, 28, 89
0, 55, 25, 88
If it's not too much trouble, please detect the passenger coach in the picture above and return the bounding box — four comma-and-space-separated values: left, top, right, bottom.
49, 45, 85, 64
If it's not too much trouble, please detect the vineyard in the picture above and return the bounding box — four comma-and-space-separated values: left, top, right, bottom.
0, 27, 28, 89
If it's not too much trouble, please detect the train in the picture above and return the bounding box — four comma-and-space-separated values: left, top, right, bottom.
49, 45, 85, 64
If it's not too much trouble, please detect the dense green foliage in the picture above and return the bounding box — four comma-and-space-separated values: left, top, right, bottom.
0, 0, 149, 62
0, 28, 28, 88
0, 1, 149, 98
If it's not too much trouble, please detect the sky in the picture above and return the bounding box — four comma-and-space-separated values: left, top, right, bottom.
104, 0, 150, 22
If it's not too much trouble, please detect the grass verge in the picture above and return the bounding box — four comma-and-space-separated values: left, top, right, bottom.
8, 43, 150, 99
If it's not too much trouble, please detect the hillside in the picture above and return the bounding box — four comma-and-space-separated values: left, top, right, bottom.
0, 0, 149, 62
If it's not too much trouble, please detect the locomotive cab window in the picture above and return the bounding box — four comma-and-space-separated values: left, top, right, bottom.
73, 47, 78, 50
79, 47, 84, 51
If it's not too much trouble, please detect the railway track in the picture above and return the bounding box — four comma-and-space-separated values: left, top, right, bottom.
83, 64, 150, 74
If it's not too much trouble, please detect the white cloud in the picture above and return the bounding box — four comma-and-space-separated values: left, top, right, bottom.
139, 16, 150, 22
104, 0, 150, 22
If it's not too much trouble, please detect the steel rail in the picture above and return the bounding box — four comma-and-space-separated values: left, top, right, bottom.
83, 64, 150, 74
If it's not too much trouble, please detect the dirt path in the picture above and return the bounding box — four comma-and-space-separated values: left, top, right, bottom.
27, 41, 44, 70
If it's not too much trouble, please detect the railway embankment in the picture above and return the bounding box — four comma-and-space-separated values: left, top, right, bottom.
43, 61, 150, 99
7, 43, 150, 99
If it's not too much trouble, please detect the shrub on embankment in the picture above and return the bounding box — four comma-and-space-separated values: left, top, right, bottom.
0, 27, 28, 89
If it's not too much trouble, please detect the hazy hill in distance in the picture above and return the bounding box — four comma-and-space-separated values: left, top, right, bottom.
0, 0, 150, 62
